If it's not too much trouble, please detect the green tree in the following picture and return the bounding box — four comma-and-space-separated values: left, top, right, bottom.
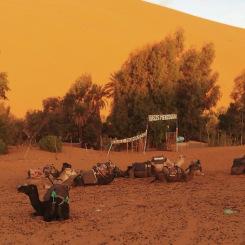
107, 30, 184, 142
231, 70, 245, 109
63, 74, 107, 145
0, 103, 24, 145
106, 30, 220, 146
218, 103, 241, 144
218, 70, 245, 144
24, 110, 47, 142
0, 72, 9, 100
176, 43, 220, 140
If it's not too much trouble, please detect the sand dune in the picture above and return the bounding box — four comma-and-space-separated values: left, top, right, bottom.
0, 145, 244, 244
0, 0, 245, 117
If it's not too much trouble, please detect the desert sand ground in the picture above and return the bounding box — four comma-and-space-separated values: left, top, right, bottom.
0, 145, 244, 245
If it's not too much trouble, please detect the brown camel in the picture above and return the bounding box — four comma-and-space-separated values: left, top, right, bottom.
231, 157, 245, 175
152, 160, 202, 183
17, 184, 70, 222
73, 161, 123, 186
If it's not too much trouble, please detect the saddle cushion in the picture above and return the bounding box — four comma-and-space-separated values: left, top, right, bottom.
232, 157, 245, 167
54, 168, 78, 185
43, 184, 69, 201
82, 170, 98, 184
28, 169, 44, 178
151, 156, 167, 165
133, 162, 152, 178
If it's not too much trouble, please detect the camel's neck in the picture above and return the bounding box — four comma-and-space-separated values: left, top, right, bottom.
28, 189, 43, 215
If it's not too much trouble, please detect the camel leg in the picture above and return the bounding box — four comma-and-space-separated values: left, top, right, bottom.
128, 168, 135, 178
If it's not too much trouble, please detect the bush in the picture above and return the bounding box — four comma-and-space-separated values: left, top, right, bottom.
39, 135, 62, 152
0, 139, 8, 154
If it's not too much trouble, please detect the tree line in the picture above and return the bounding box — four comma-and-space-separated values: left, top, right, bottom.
0, 30, 245, 153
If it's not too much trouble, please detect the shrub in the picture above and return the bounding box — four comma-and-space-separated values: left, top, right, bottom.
0, 139, 8, 154
39, 135, 62, 152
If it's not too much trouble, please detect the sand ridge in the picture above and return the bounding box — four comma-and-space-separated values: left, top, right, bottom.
0, 145, 244, 244
0, 0, 245, 117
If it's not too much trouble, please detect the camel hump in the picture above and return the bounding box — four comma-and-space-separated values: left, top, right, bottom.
43, 184, 69, 201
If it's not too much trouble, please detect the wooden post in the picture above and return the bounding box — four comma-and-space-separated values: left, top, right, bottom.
241, 111, 244, 145
143, 128, 148, 154
176, 119, 178, 152
107, 143, 113, 158
100, 136, 103, 151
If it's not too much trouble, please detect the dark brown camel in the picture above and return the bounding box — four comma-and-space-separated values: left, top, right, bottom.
17, 184, 70, 222
125, 156, 203, 180
73, 161, 123, 186
231, 157, 245, 175
152, 161, 201, 183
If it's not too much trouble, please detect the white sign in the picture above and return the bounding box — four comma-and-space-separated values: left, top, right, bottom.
148, 114, 177, 122
111, 131, 147, 144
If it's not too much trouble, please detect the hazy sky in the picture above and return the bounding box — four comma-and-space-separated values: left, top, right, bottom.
145, 0, 245, 28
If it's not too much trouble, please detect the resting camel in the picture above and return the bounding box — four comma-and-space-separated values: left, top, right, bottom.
73, 161, 123, 186
124, 155, 203, 180
152, 160, 202, 182
231, 157, 245, 175
124, 155, 187, 178
17, 184, 70, 222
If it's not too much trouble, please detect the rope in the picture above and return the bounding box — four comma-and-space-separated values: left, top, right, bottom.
51, 190, 69, 205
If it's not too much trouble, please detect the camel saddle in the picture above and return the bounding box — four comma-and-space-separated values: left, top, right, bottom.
164, 165, 182, 177
133, 161, 153, 178
151, 156, 167, 164
43, 184, 69, 202
82, 169, 98, 185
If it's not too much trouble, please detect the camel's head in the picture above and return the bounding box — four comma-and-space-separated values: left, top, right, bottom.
43, 164, 60, 178
61, 162, 72, 172
189, 160, 202, 171
17, 184, 38, 195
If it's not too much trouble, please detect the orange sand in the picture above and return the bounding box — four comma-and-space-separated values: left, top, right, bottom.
0, 0, 245, 117
0, 145, 244, 244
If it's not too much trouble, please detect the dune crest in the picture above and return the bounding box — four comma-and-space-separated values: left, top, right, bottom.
0, 0, 245, 117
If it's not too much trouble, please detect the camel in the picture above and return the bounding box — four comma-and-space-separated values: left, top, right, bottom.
43, 163, 65, 179
231, 157, 245, 175
185, 159, 204, 176
41, 161, 123, 187
17, 184, 70, 222
41, 162, 78, 186
152, 160, 202, 183
125, 155, 203, 179
124, 156, 169, 178
27, 164, 60, 179
73, 161, 122, 186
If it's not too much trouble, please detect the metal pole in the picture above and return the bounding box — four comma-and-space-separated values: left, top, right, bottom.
143, 126, 148, 154
241, 111, 244, 145
107, 143, 113, 158
176, 119, 178, 152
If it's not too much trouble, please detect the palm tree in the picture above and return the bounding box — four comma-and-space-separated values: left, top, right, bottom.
0, 72, 10, 100
64, 74, 109, 144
